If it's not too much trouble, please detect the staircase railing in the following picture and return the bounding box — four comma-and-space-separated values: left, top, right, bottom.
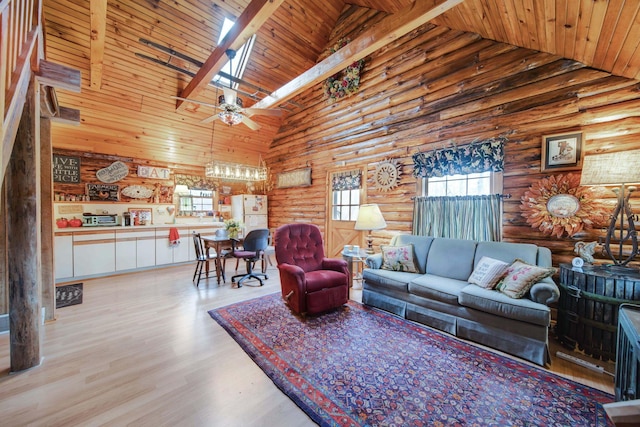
1, 0, 42, 183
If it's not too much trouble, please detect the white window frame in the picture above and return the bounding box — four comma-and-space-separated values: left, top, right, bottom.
419, 171, 503, 197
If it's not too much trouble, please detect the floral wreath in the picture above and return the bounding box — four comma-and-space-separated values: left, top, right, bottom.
321, 38, 365, 103
520, 173, 608, 238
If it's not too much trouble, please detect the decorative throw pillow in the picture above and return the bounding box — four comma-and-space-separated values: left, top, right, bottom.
496, 259, 556, 299
380, 244, 419, 273
468, 256, 509, 289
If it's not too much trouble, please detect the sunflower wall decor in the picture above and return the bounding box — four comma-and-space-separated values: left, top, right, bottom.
520, 173, 608, 238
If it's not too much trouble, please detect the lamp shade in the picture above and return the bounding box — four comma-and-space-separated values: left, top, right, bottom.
174, 184, 190, 195
354, 204, 387, 231
580, 149, 640, 186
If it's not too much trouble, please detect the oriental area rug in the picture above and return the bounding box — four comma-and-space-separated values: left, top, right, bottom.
208, 293, 614, 427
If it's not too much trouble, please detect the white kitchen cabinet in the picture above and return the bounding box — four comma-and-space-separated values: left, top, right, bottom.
73, 230, 116, 277
155, 227, 190, 265
135, 230, 156, 268
54, 225, 225, 281
115, 230, 138, 271
54, 233, 74, 279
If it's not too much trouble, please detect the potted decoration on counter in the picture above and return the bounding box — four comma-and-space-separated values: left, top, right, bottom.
224, 219, 243, 239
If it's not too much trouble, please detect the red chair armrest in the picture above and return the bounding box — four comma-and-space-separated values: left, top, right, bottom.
321, 258, 349, 275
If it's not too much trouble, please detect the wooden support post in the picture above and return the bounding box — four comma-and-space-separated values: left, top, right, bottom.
40, 115, 55, 323
7, 76, 42, 372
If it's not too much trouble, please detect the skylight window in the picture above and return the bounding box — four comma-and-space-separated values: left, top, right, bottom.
214, 17, 255, 90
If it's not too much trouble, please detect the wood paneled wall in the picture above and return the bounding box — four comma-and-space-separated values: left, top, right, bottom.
52, 149, 247, 204
265, 7, 640, 268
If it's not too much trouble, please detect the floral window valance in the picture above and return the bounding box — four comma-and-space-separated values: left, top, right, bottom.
332, 169, 361, 191
174, 174, 217, 191
412, 137, 506, 179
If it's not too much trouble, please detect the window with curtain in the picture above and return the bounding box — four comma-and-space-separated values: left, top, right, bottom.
331, 169, 362, 221
412, 137, 506, 241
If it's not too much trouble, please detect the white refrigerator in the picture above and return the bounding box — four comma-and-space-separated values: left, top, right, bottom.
231, 194, 268, 234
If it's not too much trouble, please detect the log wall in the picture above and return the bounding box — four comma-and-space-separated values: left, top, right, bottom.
265, 8, 640, 269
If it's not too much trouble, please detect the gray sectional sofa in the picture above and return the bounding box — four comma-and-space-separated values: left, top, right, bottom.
362, 235, 560, 366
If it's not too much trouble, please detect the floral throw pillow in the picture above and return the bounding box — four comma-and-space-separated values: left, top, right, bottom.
468, 256, 509, 289
496, 259, 556, 299
380, 244, 419, 273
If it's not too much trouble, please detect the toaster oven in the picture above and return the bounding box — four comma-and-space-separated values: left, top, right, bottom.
82, 214, 119, 226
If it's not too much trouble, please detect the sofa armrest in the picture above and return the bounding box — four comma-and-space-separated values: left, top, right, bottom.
529, 279, 560, 305
365, 253, 383, 269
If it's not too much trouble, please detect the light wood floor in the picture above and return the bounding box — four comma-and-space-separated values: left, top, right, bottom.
0, 262, 615, 426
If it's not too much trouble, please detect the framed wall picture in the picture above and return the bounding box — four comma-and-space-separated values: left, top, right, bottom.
541, 131, 583, 172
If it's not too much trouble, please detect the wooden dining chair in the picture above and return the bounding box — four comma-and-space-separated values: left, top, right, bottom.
192, 232, 218, 286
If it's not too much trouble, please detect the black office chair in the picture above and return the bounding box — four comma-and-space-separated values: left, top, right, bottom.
231, 228, 270, 287
192, 232, 219, 286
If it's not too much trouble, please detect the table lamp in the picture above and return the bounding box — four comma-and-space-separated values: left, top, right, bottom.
579, 149, 640, 267
354, 204, 387, 254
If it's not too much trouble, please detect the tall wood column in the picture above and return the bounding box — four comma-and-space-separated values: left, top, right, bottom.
40, 114, 55, 323
6, 76, 42, 371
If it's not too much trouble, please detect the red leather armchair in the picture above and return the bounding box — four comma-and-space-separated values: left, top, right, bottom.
274, 223, 349, 315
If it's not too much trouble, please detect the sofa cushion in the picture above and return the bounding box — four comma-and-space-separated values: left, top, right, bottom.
425, 238, 477, 281
496, 259, 556, 299
475, 241, 539, 266
409, 274, 468, 305
390, 235, 434, 274
468, 256, 509, 289
362, 268, 420, 293
380, 244, 419, 273
458, 285, 550, 327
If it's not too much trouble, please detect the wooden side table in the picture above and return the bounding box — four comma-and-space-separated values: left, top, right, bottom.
342, 249, 368, 290
557, 263, 640, 361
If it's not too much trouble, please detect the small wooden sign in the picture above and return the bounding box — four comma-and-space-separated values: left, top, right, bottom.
58, 205, 84, 215
277, 167, 312, 188
87, 183, 120, 201
56, 283, 83, 308
53, 154, 81, 183
96, 161, 129, 183
137, 165, 171, 179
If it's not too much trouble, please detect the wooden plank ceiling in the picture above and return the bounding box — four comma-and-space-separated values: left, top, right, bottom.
43, 0, 640, 170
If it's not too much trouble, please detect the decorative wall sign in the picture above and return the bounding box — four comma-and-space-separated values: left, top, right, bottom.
541, 131, 583, 172
96, 160, 129, 183
277, 168, 312, 188
53, 154, 81, 183
137, 165, 171, 179
87, 183, 120, 201
374, 158, 401, 191
56, 283, 83, 308
121, 185, 154, 199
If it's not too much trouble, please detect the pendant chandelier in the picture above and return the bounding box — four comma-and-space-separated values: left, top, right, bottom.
205, 160, 267, 182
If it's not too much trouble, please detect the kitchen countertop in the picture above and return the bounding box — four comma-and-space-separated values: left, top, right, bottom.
55, 222, 226, 233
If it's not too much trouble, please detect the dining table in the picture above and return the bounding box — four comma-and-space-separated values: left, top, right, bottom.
200, 235, 241, 284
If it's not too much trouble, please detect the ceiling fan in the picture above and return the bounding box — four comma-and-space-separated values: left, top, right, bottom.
173, 49, 282, 130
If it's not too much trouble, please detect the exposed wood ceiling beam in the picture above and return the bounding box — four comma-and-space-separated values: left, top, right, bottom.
175, 0, 285, 111
253, 0, 465, 109
36, 61, 82, 93
90, 0, 107, 90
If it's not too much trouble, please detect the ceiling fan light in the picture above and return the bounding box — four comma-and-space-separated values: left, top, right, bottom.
218, 111, 243, 126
